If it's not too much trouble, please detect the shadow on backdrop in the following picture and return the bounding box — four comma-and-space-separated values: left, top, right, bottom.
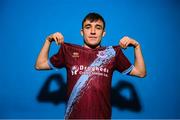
111, 80, 142, 112
37, 74, 141, 112
37, 74, 67, 105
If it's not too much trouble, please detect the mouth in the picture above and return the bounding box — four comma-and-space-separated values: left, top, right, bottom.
89, 36, 97, 39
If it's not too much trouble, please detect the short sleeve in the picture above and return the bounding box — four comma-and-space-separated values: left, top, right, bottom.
115, 47, 134, 75
48, 44, 65, 69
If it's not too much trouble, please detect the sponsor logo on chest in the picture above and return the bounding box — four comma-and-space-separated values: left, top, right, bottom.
71, 65, 109, 77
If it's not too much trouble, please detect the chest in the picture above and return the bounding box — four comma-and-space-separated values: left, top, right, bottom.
64, 48, 116, 73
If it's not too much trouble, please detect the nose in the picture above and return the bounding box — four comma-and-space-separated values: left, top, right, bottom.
90, 27, 96, 35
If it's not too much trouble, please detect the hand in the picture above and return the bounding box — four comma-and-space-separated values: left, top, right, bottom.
46, 32, 64, 45
119, 36, 139, 49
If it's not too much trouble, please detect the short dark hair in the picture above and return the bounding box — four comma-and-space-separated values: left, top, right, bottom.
82, 12, 105, 30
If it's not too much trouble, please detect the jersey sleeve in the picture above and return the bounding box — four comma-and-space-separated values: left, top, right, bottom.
48, 44, 65, 69
115, 48, 134, 75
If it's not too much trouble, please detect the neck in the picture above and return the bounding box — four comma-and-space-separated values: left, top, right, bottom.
83, 44, 100, 49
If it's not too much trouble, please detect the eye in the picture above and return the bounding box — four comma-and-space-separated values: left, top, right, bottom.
96, 26, 102, 30
85, 26, 90, 29
84, 25, 91, 29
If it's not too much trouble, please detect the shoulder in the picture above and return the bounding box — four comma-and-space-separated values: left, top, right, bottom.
112, 45, 123, 54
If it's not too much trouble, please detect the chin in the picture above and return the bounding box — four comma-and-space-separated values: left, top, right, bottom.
86, 42, 101, 49
84, 39, 101, 48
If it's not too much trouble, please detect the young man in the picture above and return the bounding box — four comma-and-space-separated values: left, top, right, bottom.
35, 12, 146, 119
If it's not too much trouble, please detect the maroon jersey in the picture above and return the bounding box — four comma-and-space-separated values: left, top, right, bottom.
48, 42, 134, 119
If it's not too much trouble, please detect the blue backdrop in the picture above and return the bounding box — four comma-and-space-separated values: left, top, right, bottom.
0, 0, 180, 119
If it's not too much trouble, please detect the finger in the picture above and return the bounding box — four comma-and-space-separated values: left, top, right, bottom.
120, 42, 125, 49
55, 33, 60, 43
120, 38, 128, 44
58, 38, 64, 45
52, 34, 58, 44
55, 37, 60, 45
56, 32, 63, 39
120, 39, 125, 44
120, 40, 126, 47
59, 38, 64, 44
124, 41, 130, 48
53, 33, 61, 45
121, 39, 130, 48
47, 35, 53, 42
124, 40, 130, 47
57, 36, 63, 45
56, 33, 64, 44
51, 34, 56, 40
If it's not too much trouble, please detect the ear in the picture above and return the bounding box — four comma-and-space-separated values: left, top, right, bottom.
102, 31, 106, 37
80, 29, 83, 36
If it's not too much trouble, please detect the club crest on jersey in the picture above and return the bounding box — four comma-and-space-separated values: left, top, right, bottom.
97, 50, 108, 59
72, 52, 79, 58
71, 65, 79, 75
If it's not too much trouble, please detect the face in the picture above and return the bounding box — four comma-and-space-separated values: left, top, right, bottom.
81, 19, 106, 49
